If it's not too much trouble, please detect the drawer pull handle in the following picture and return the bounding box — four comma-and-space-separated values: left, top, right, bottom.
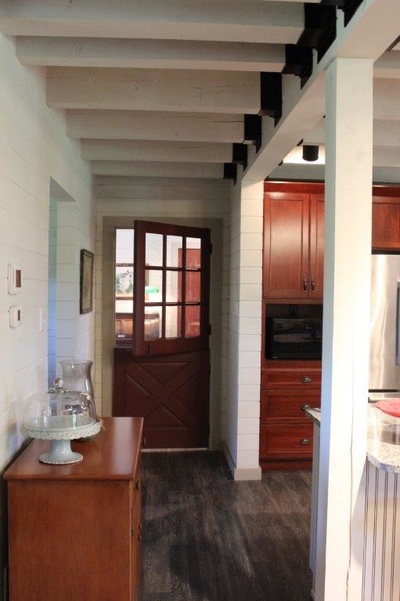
301, 404, 311, 412
301, 376, 312, 384
300, 438, 311, 446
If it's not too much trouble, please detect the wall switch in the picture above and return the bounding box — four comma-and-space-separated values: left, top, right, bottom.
8, 264, 22, 294
9, 305, 22, 328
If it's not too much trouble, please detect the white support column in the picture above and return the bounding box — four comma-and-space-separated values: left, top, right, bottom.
315, 58, 373, 600
225, 178, 263, 481
235, 179, 263, 480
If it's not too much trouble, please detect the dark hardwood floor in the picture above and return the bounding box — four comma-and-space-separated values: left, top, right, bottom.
141, 451, 313, 601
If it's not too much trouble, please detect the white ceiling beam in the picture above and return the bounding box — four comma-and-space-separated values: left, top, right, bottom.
66, 110, 244, 143
373, 119, 400, 147
245, 72, 327, 181
0, 0, 304, 44
372, 146, 400, 168
94, 176, 231, 201
374, 79, 400, 120
269, 163, 400, 185
332, 0, 400, 61
302, 118, 326, 145
374, 51, 400, 79
17, 37, 285, 72
91, 161, 224, 179
81, 139, 233, 163
245, 0, 400, 182
302, 117, 400, 148
47, 67, 260, 113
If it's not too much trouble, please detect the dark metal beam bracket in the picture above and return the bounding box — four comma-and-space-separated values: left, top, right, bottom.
244, 115, 262, 152
259, 72, 282, 125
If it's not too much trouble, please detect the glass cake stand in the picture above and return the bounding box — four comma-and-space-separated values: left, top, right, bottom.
23, 390, 101, 464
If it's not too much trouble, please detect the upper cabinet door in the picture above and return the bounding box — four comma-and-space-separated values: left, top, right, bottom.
263, 191, 311, 299
308, 194, 324, 300
372, 195, 400, 251
133, 220, 211, 357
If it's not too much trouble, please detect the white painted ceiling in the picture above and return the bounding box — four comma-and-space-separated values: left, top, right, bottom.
0, 0, 399, 186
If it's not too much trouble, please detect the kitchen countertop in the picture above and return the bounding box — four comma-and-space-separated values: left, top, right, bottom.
305, 405, 400, 473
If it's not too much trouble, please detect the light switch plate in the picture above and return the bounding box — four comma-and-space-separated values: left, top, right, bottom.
9, 305, 22, 328
8, 264, 22, 294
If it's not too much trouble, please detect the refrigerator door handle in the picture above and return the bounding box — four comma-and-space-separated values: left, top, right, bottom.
396, 284, 400, 365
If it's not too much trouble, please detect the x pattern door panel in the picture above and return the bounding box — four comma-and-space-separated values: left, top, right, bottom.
114, 349, 210, 448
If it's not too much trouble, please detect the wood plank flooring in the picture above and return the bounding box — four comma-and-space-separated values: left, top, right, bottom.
141, 451, 313, 601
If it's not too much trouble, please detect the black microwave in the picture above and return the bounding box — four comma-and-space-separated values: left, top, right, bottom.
266, 317, 322, 360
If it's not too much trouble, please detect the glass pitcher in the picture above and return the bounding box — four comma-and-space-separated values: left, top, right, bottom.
60, 360, 94, 398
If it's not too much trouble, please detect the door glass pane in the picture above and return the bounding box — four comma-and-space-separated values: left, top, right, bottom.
116, 299, 133, 314
115, 229, 134, 347
115, 266, 134, 298
116, 229, 134, 263
165, 305, 182, 339
145, 233, 163, 267
185, 305, 200, 338
145, 270, 163, 302
185, 271, 200, 303
186, 239, 201, 269
144, 307, 162, 341
166, 236, 183, 268
166, 270, 180, 303
115, 314, 133, 342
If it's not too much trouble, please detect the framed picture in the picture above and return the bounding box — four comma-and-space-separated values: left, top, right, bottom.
80, 249, 94, 314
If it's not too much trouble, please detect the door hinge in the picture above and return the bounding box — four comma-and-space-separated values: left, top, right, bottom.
208, 324, 212, 335
208, 242, 213, 255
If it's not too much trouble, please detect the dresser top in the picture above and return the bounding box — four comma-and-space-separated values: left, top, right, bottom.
4, 417, 143, 481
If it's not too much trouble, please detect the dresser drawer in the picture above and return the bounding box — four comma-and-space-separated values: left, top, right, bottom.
260, 423, 313, 459
261, 389, 320, 422
262, 367, 321, 389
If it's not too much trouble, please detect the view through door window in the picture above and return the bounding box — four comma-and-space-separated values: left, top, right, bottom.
115, 228, 134, 345
114, 224, 209, 353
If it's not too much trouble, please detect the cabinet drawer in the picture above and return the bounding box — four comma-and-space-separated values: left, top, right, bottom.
262, 367, 321, 389
260, 423, 313, 458
261, 390, 320, 422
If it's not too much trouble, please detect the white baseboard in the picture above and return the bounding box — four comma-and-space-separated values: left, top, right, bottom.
223, 441, 262, 481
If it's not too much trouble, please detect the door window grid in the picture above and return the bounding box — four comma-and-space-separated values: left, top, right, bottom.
115, 228, 204, 346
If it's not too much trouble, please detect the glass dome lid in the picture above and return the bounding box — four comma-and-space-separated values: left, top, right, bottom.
23, 390, 101, 465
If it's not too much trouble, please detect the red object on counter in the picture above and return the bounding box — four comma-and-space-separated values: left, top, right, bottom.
376, 399, 400, 418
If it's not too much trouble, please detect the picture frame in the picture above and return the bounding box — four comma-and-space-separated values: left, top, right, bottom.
80, 249, 94, 314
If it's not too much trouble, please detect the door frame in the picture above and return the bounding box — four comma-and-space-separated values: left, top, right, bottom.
101, 215, 224, 450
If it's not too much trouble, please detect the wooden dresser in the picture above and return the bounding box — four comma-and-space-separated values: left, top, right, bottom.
4, 417, 143, 601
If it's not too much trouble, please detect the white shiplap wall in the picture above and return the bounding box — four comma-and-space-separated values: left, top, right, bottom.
0, 32, 94, 469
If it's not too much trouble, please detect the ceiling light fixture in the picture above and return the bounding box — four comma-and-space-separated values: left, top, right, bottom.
302, 145, 319, 162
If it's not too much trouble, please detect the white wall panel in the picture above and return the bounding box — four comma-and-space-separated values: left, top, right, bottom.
0, 32, 94, 475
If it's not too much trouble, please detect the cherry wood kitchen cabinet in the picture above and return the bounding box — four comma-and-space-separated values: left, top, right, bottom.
263, 182, 324, 302
260, 361, 321, 470
4, 417, 143, 601
263, 183, 400, 301
260, 181, 400, 470
372, 187, 400, 250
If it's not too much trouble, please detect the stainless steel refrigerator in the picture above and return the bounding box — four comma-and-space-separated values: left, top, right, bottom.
369, 253, 400, 397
